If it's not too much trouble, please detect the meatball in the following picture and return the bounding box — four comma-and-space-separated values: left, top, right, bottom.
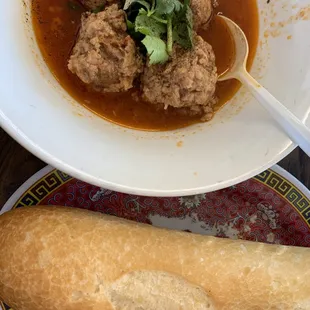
68, 5, 143, 93
141, 36, 217, 121
191, 0, 213, 30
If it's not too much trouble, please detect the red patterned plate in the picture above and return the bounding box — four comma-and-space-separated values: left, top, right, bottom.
1, 165, 310, 310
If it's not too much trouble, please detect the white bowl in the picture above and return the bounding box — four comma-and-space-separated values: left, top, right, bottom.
0, 0, 310, 197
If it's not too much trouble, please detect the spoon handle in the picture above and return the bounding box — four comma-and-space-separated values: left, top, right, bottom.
238, 70, 310, 157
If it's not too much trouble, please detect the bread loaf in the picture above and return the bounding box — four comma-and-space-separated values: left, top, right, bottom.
0, 206, 310, 309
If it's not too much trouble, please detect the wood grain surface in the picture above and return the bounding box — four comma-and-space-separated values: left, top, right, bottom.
0, 128, 309, 207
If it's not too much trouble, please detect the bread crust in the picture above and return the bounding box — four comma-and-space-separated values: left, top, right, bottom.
0, 206, 310, 309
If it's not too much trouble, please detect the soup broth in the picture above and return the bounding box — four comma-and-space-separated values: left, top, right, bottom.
32, 0, 259, 130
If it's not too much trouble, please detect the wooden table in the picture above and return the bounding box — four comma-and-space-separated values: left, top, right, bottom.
1, 128, 309, 207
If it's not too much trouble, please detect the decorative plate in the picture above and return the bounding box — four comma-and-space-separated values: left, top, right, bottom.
1, 165, 310, 310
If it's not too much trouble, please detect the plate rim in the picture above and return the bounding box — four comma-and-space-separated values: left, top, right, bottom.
271, 165, 310, 200
1, 164, 309, 214
0, 165, 53, 215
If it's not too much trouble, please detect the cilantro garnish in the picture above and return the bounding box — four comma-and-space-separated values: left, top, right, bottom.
135, 11, 166, 36
142, 36, 169, 64
156, 0, 182, 15
124, 0, 193, 64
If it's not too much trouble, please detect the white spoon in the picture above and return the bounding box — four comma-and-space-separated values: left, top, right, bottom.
217, 15, 310, 157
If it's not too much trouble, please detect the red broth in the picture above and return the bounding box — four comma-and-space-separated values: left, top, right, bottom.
32, 0, 259, 130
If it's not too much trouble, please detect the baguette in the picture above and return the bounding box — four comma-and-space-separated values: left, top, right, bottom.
0, 206, 310, 309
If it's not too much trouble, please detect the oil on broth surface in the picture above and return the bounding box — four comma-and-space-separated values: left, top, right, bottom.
32, 0, 259, 130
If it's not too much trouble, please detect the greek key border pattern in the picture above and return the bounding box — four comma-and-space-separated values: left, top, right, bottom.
13, 170, 72, 209
254, 170, 310, 226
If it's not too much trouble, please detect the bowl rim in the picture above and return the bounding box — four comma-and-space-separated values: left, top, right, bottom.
0, 110, 297, 197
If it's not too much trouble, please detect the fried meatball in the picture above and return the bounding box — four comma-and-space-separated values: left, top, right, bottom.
68, 5, 143, 93
141, 36, 218, 121
191, 0, 213, 30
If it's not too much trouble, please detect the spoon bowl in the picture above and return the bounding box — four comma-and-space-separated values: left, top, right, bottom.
217, 15, 310, 157
217, 15, 249, 82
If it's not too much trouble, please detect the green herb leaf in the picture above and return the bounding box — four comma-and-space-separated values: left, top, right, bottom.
124, 0, 135, 10
91, 4, 105, 13
173, 23, 193, 48
138, 7, 148, 15
167, 15, 173, 54
124, 0, 150, 11
135, 14, 166, 36
126, 18, 135, 31
142, 36, 169, 64
172, 4, 193, 49
150, 13, 168, 24
124, 0, 193, 65
156, 0, 183, 15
